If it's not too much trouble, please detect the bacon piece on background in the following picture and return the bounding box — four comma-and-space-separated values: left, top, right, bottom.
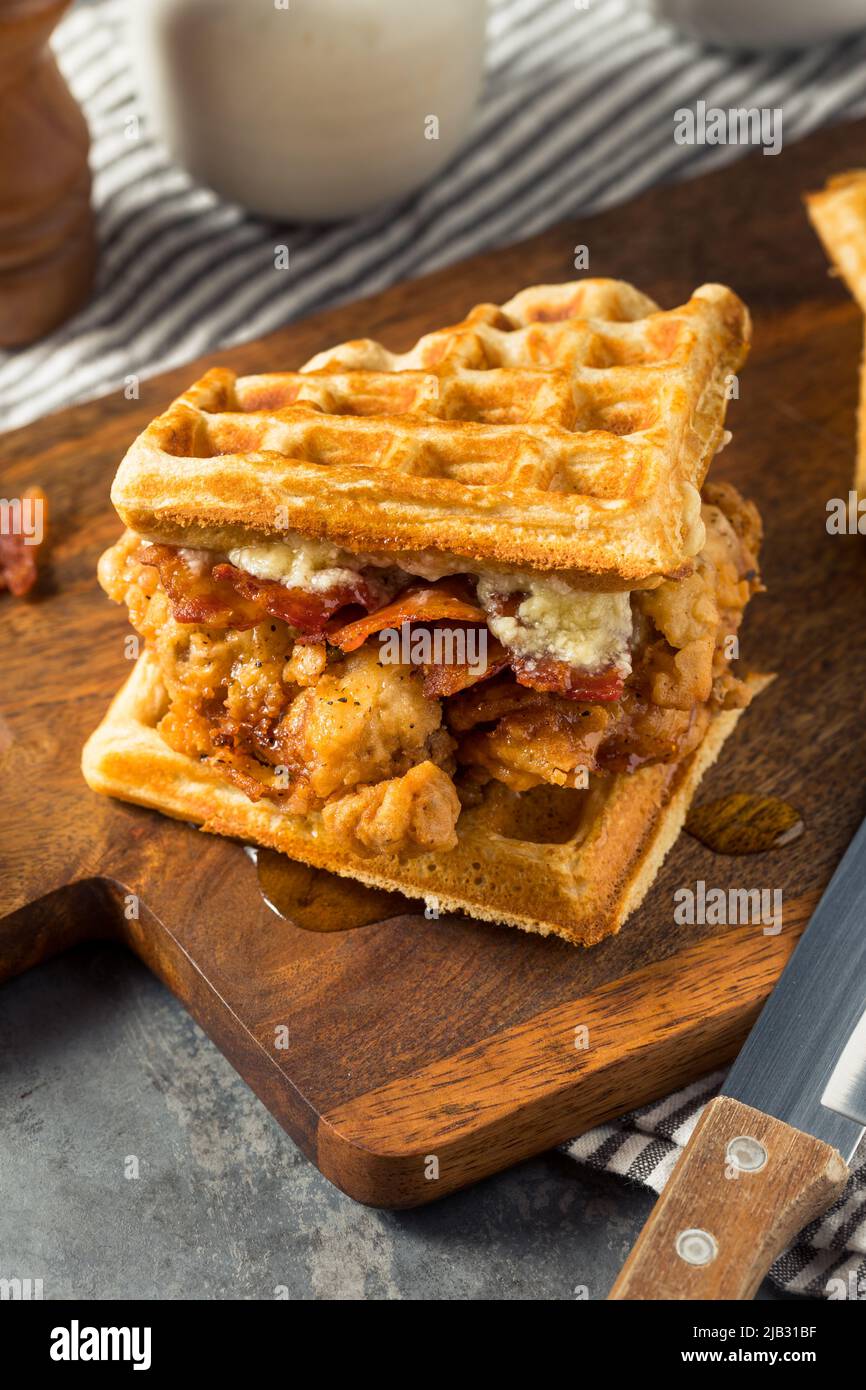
0, 485, 47, 598
327, 579, 485, 652
0, 533, 38, 598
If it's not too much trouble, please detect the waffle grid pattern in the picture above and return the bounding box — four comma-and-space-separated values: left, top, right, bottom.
116, 280, 750, 581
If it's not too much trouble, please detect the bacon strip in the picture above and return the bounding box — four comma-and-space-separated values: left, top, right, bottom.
0, 534, 38, 598
421, 634, 509, 698
212, 563, 381, 633
139, 545, 260, 626
138, 544, 382, 633
511, 654, 624, 703
327, 580, 485, 652
140, 546, 626, 703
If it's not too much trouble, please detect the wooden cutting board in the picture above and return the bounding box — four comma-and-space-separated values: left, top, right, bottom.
3, 117, 866, 1209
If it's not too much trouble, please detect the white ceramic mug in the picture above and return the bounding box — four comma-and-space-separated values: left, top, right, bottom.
646, 0, 866, 47
129, 0, 488, 221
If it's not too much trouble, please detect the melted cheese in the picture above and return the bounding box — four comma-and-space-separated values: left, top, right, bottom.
227, 538, 361, 593
227, 531, 464, 588
477, 573, 633, 675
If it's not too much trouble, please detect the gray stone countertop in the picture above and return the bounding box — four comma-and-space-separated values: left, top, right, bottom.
1, 942, 792, 1301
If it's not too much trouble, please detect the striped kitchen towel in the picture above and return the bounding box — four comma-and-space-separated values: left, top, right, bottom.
3, 0, 866, 429
565, 1071, 866, 1299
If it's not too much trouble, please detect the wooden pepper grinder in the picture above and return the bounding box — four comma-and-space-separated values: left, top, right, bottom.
0, 0, 96, 348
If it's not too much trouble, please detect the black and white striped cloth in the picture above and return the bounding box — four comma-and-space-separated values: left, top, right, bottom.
565, 1073, 866, 1299
9, 0, 866, 1299
4, 0, 866, 430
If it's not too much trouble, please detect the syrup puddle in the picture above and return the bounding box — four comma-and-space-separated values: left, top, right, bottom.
685, 793, 804, 855
250, 846, 408, 932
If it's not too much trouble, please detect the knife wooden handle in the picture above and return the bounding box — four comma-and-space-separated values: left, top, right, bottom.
608, 1095, 849, 1300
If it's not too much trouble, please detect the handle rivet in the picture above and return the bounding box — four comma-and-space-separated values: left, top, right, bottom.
675, 1228, 718, 1266
726, 1135, 768, 1172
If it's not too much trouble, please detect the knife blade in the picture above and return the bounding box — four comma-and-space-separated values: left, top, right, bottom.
610, 809, 866, 1299
722, 810, 866, 1161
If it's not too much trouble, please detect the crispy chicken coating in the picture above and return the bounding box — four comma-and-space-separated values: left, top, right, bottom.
271, 644, 454, 813
321, 761, 460, 854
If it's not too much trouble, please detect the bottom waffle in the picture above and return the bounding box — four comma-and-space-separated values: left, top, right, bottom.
81, 654, 771, 947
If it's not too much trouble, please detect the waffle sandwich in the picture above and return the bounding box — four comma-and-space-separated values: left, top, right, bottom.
83, 280, 766, 946
806, 170, 866, 498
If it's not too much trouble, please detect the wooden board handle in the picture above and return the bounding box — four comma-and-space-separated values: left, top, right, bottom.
608, 1095, 849, 1300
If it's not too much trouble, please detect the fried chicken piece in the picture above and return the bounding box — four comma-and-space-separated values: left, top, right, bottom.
455, 686, 612, 790
594, 691, 710, 774
273, 644, 454, 812
321, 761, 460, 854
637, 492, 761, 710
703, 479, 763, 559
147, 600, 295, 766
283, 641, 327, 687
98, 528, 159, 629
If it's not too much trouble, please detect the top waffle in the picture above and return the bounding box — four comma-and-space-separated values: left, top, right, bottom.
111, 279, 750, 587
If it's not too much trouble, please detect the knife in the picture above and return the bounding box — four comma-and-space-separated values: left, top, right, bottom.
609, 812, 866, 1301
